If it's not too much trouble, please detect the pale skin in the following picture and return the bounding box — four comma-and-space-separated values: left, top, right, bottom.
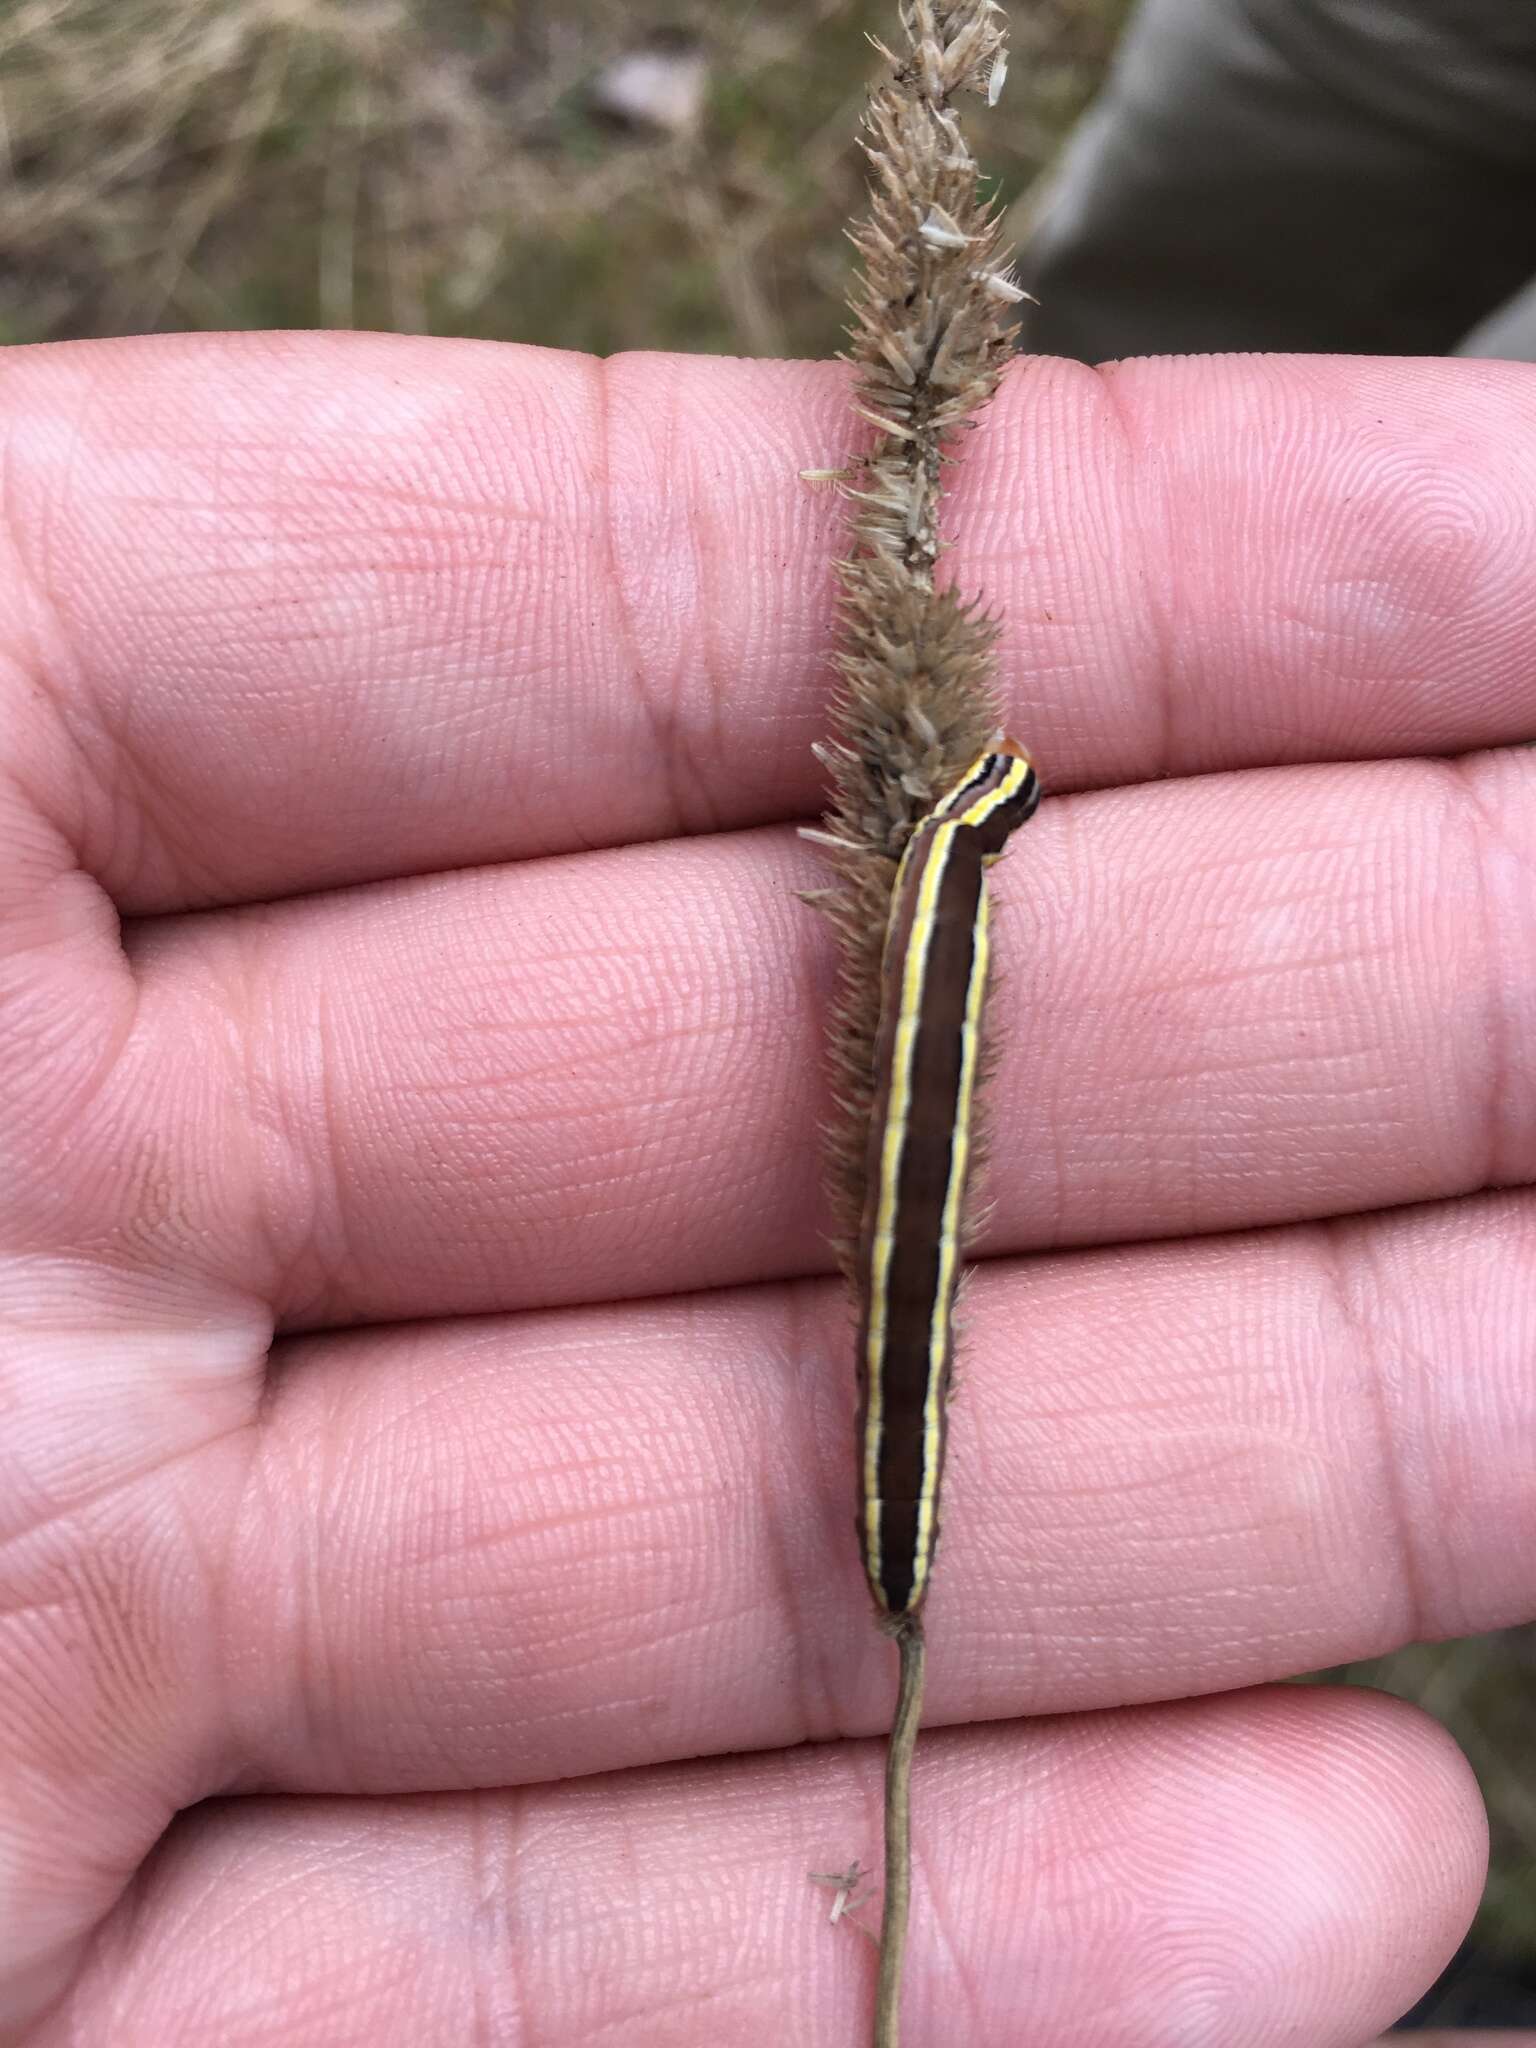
3, 333, 1536, 2047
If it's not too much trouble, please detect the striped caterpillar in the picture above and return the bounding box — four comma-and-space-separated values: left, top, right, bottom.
801, 5, 1036, 2042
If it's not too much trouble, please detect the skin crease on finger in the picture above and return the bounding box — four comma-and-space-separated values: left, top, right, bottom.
0, 337, 1533, 2038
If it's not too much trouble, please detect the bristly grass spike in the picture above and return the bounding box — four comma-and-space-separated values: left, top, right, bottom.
803, 5, 1039, 2043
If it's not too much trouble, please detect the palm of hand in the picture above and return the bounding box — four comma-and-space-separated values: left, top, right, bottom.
2, 335, 1532, 2046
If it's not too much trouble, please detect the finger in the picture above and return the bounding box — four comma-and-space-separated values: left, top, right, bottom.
210, 1190, 1534, 1794
44, 1688, 1483, 2048
123, 747, 1536, 1327
0, 1268, 264, 2039
4, 337, 1535, 912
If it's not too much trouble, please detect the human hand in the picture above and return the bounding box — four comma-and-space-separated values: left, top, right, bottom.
3, 334, 1533, 2045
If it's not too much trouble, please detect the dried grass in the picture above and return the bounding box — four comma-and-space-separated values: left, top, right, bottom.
0, 0, 1123, 351
810, 0, 1023, 1264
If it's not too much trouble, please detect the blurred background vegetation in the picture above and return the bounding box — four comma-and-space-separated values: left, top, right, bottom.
1, 0, 1531, 2026
0, 0, 1124, 351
